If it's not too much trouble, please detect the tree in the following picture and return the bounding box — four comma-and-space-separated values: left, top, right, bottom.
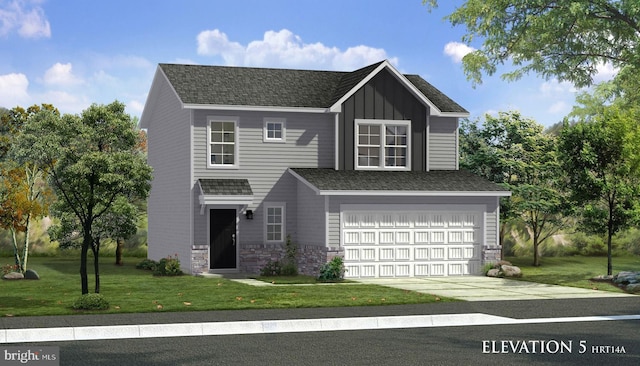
13, 101, 152, 294
460, 111, 566, 264
558, 105, 640, 275
0, 105, 56, 274
425, 1, 640, 87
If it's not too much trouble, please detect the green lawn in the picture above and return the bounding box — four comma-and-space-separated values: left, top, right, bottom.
506, 255, 640, 292
0, 257, 451, 317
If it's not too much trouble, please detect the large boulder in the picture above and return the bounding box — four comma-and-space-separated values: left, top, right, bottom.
613, 271, 640, 285
486, 268, 500, 277
2, 272, 24, 280
24, 269, 40, 280
501, 265, 522, 278
625, 283, 640, 293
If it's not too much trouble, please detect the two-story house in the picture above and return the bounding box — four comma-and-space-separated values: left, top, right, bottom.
139, 60, 510, 278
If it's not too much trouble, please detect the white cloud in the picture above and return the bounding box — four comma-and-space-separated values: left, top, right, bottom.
548, 100, 569, 114
0, 0, 50, 39
43, 62, 83, 86
0, 72, 29, 107
443, 42, 475, 63
197, 28, 397, 70
593, 62, 618, 83
539, 79, 576, 96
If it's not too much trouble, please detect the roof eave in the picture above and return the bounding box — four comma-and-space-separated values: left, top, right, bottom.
328, 60, 457, 116
183, 103, 328, 114
315, 190, 512, 197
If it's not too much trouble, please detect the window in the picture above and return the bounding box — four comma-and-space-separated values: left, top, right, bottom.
265, 203, 285, 242
263, 118, 286, 142
208, 117, 238, 168
356, 120, 410, 170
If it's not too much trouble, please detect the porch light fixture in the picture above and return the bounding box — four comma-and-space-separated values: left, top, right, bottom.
246, 210, 253, 220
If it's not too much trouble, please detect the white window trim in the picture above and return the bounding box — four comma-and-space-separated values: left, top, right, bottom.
263, 118, 286, 143
264, 202, 286, 243
354, 119, 411, 171
207, 116, 239, 169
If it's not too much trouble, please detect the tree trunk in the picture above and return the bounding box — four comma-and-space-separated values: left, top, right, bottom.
22, 219, 30, 274
607, 227, 613, 276
80, 231, 91, 295
92, 239, 100, 293
115, 238, 123, 266
10, 229, 21, 272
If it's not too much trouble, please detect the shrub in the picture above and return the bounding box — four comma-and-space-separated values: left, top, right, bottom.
318, 256, 345, 282
571, 233, 607, 256
260, 260, 282, 276
2, 264, 20, 275
136, 258, 158, 271
72, 293, 109, 310
154, 254, 183, 276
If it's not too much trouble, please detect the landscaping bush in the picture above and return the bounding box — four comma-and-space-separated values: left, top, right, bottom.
72, 293, 109, 310
136, 258, 158, 271
571, 233, 607, 256
260, 260, 282, 276
318, 256, 345, 282
153, 255, 183, 276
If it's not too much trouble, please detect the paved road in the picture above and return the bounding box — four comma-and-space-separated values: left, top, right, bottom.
46, 319, 640, 366
3, 297, 639, 365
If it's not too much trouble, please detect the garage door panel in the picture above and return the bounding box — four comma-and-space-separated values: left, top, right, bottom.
343, 209, 482, 278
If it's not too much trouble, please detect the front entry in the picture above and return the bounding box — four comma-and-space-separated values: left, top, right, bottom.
210, 209, 237, 270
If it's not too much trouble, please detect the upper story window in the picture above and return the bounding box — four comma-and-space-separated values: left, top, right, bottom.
356, 119, 410, 170
263, 118, 286, 143
208, 116, 239, 169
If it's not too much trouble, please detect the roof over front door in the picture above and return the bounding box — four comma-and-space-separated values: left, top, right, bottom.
288, 168, 511, 197
197, 179, 254, 211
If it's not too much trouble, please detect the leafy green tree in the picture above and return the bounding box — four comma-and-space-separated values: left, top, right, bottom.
425, 0, 640, 87
13, 101, 152, 294
558, 105, 640, 275
0, 105, 57, 273
460, 111, 566, 264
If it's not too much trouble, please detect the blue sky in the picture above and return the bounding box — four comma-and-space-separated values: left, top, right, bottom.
0, 0, 617, 127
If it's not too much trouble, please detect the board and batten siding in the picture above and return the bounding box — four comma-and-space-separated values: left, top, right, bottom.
191, 110, 334, 245
338, 68, 428, 171
428, 116, 458, 170
327, 196, 498, 249
145, 74, 193, 266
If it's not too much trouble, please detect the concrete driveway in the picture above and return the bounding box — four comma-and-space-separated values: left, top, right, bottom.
354, 276, 636, 301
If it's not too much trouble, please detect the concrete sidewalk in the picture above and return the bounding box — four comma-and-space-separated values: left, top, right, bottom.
353, 276, 636, 301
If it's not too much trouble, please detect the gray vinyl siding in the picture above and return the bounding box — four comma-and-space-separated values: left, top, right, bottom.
296, 180, 326, 246
338, 69, 428, 171
192, 110, 334, 244
145, 73, 192, 266
428, 116, 458, 170
327, 196, 499, 248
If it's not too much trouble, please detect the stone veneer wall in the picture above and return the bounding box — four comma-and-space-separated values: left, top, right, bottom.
239, 243, 339, 276
191, 245, 209, 274
482, 244, 501, 265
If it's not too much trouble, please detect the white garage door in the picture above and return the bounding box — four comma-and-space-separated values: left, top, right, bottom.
342, 209, 482, 278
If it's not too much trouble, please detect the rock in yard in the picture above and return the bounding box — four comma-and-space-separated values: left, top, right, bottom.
501, 265, 522, 278
24, 269, 40, 280
625, 283, 640, 293
613, 271, 640, 285
2, 272, 24, 280
486, 268, 500, 277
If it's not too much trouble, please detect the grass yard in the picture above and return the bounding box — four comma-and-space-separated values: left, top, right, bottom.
0, 256, 452, 317
506, 255, 640, 292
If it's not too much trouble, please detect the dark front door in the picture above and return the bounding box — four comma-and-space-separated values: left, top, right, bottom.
210, 209, 237, 270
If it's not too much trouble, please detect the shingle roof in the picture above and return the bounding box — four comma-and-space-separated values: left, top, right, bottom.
159, 61, 468, 114
290, 168, 509, 193
198, 179, 253, 196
